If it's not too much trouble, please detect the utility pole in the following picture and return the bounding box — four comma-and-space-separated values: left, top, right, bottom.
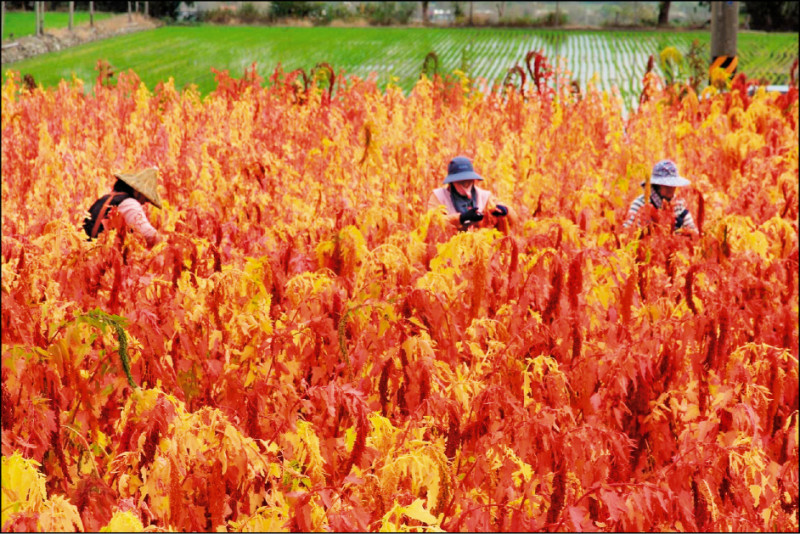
710, 1, 738, 79
35, 1, 43, 36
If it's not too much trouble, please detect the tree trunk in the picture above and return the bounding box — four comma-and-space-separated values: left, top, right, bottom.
145, 2, 149, 16
1, 1, 5, 41
658, 1, 671, 26
710, 1, 738, 77
422, 1, 429, 26
128, 1, 132, 23
469, 1, 473, 25
90, 1, 94, 27
69, 1, 74, 31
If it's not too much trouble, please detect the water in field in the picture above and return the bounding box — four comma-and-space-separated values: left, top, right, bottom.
342, 30, 657, 104
322, 28, 796, 111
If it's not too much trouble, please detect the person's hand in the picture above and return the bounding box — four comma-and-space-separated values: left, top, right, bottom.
145, 233, 161, 248
491, 204, 508, 217
459, 207, 484, 225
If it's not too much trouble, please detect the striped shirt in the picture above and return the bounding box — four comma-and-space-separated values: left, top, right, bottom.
623, 194, 696, 231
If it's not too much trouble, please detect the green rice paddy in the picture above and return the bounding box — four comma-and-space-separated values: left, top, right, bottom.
3, 23, 797, 107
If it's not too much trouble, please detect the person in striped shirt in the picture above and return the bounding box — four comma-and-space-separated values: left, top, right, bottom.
623, 159, 697, 233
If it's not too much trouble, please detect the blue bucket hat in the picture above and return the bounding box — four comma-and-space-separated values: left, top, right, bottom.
444, 156, 483, 184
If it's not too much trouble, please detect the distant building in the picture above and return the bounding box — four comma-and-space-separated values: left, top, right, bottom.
176, 2, 198, 21
431, 7, 454, 24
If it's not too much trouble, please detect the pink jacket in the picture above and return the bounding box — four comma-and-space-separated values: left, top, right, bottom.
428, 186, 493, 214
117, 198, 158, 245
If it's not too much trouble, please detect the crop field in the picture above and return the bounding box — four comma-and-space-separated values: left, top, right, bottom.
1, 55, 798, 532
3, 25, 797, 108
1, 11, 113, 40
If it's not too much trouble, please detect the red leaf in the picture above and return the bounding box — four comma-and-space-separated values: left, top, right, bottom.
569, 505, 597, 531
600, 488, 627, 523
620, 272, 637, 325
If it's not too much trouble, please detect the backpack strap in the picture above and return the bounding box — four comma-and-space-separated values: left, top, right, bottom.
90, 192, 124, 239
675, 208, 689, 230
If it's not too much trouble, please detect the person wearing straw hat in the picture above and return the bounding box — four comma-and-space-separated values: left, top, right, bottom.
83, 167, 163, 247
427, 155, 516, 231
623, 159, 697, 233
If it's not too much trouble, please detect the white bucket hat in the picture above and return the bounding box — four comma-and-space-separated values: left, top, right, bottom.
642, 159, 691, 187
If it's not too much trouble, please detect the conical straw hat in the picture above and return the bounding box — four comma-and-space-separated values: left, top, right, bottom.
113, 167, 162, 208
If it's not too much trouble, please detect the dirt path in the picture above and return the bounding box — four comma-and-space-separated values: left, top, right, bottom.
1, 13, 162, 66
